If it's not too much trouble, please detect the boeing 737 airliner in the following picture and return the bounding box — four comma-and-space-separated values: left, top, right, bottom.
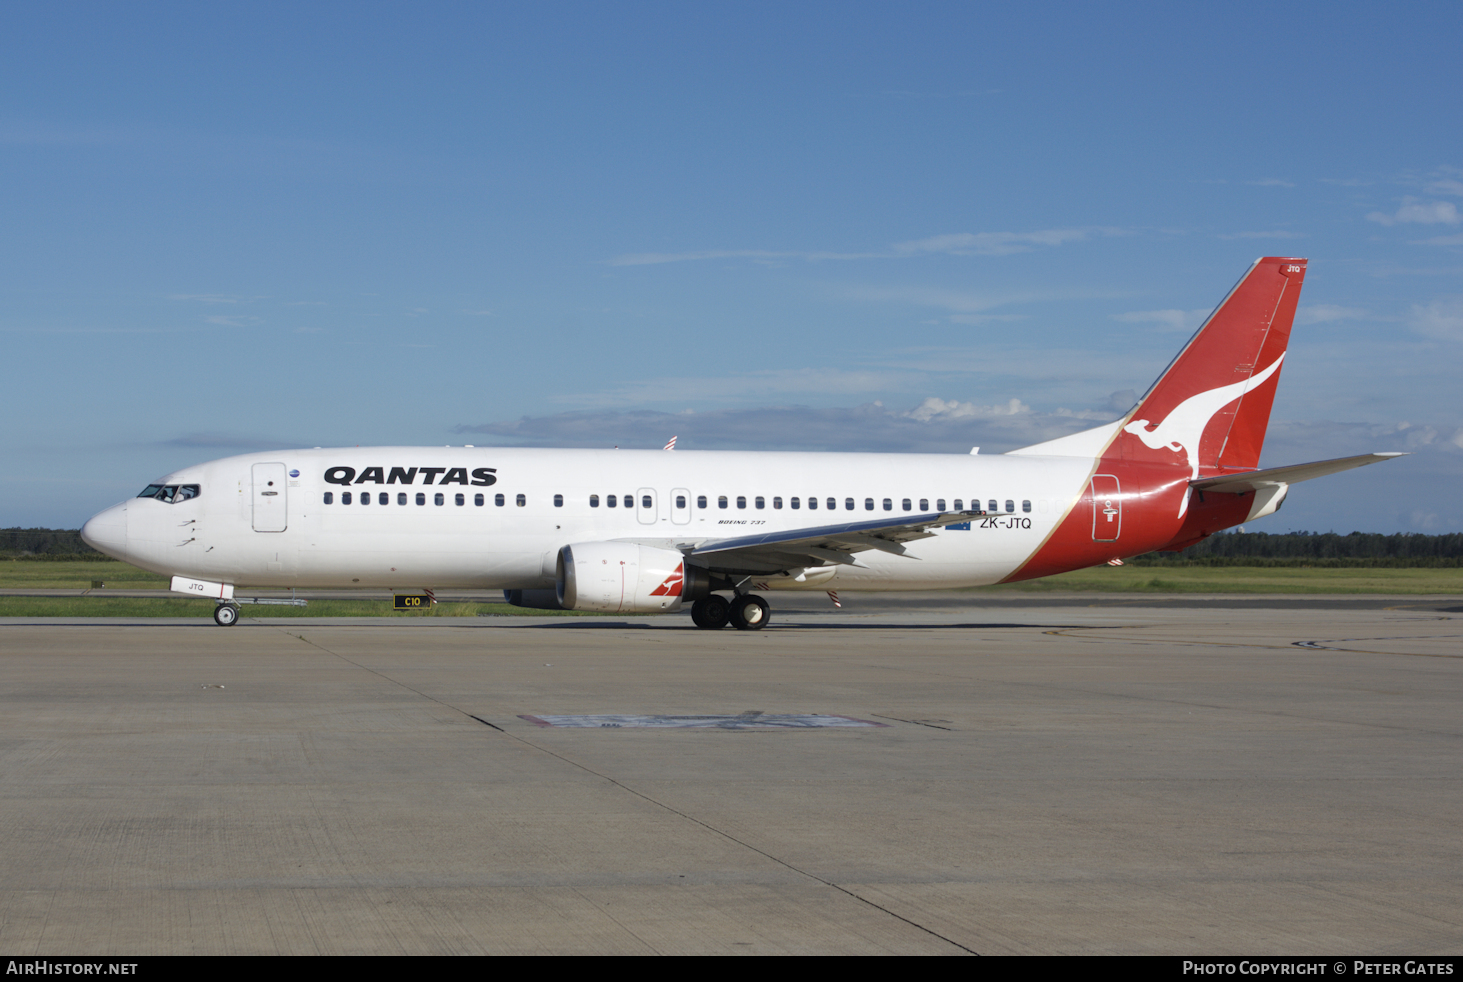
81, 257, 1401, 629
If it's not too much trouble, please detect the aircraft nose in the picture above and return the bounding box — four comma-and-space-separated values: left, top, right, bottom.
80, 503, 128, 560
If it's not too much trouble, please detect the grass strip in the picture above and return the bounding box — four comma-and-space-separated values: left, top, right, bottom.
976, 565, 1463, 593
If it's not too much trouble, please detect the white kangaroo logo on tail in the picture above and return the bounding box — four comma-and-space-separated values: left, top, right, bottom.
1123, 353, 1284, 517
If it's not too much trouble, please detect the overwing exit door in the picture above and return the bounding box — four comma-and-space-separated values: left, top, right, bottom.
636, 488, 658, 525
670, 487, 691, 525
252, 462, 288, 532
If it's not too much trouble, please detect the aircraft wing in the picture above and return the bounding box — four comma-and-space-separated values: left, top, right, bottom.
685, 510, 982, 575
1190, 452, 1405, 494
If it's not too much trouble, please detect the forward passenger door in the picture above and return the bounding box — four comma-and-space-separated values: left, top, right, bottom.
252, 462, 289, 532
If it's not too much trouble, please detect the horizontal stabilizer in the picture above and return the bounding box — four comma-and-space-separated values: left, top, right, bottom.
1190, 453, 1405, 494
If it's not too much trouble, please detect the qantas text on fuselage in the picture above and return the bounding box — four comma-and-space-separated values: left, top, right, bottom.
81, 257, 1402, 630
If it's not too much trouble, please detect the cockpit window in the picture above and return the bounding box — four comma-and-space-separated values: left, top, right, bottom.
138, 484, 201, 503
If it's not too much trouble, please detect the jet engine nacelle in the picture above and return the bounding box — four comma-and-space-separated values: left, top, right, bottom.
556, 542, 691, 613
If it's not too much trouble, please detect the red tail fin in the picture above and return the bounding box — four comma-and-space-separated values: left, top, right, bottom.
1112, 257, 1305, 478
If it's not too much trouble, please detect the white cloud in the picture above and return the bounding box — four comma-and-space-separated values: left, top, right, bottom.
1409, 299, 1463, 341
902, 397, 1031, 421
1218, 230, 1307, 240
1367, 197, 1460, 226
1295, 305, 1369, 325
1110, 308, 1211, 332
454, 400, 1115, 454
168, 294, 250, 304
841, 284, 1030, 316
162, 432, 302, 450
1246, 178, 1295, 187
549, 367, 922, 409
608, 249, 815, 266
947, 313, 1029, 325
890, 228, 1094, 256
607, 227, 1121, 266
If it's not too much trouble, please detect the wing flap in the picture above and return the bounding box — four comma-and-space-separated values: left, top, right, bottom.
689, 510, 979, 573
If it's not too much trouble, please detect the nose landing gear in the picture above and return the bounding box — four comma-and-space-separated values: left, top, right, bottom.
213, 603, 240, 627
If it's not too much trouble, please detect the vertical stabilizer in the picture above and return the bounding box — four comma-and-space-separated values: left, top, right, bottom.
1113, 257, 1305, 481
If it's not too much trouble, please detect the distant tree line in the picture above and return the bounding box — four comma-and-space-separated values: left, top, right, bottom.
1133, 531, 1463, 567
0, 528, 109, 560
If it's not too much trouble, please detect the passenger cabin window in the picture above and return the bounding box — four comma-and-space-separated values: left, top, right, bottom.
697, 495, 707, 509
434, 493, 445, 506
934, 499, 943, 511
919, 498, 928, 511
736, 496, 746, 509
1022, 500, 1032, 513
807, 497, 817, 510
324, 492, 333, 504
456, 493, 465, 506
718, 496, 728, 509
516, 494, 526, 507
343, 492, 353, 505
755, 496, 765, 509
988, 500, 997, 512
864, 498, 874, 511
791, 497, 800, 509
554, 494, 564, 507
360, 492, 369, 505
590, 495, 600, 507
378, 493, 387, 505
398, 493, 407, 505
952, 499, 961, 510
676, 495, 686, 509
495, 493, 505, 506
474, 493, 484, 506
773, 497, 782, 509
416, 493, 426, 505
1005, 500, 1015, 513
641, 495, 651, 509
607, 495, 617, 508
883, 498, 893, 511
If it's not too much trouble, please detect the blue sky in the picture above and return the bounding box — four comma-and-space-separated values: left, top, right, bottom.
3, 1, 1461, 533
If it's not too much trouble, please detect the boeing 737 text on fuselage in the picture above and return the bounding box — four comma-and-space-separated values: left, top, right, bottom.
81, 258, 1402, 629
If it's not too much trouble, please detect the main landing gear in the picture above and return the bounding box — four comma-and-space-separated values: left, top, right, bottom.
691, 593, 770, 631
213, 603, 240, 627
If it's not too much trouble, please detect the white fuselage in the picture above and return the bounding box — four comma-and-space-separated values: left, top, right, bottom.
81, 447, 1098, 592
